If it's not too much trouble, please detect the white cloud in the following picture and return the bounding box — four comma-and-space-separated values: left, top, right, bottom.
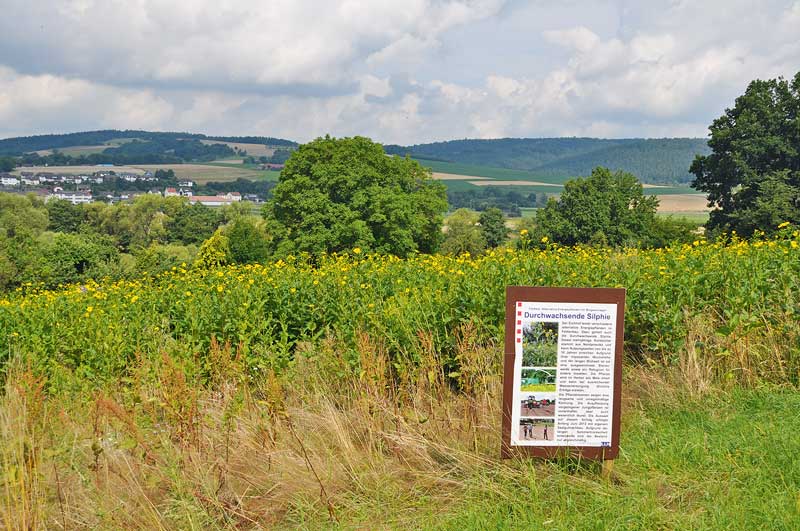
0, 0, 504, 94
0, 1, 799, 143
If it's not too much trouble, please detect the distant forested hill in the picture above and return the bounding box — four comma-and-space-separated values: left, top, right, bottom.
0, 130, 298, 161
385, 138, 710, 184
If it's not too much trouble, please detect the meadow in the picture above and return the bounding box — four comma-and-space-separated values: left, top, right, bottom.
1, 228, 799, 528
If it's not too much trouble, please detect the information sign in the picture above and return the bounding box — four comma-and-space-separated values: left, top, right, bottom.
501, 286, 625, 460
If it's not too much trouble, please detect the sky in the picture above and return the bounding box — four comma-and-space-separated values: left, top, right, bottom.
1, 0, 799, 144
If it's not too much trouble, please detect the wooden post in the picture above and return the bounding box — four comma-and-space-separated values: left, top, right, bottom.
601, 459, 614, 481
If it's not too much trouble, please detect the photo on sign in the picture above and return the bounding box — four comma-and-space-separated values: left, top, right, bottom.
522, 321, 559, 367
519, 418, 555, 441
520, 368, 557, 392
520, 393, 556, 417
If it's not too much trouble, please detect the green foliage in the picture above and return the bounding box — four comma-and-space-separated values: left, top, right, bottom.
447, 186, 546, 215
534, 167, 660, 247
224, 217, 271, 264
441, 209, 486, 256
0, 194, 49, 238
478, 207, 508, 248
1, 232, 800, 389
166, 202, 221, 245
691, 72, 800, 236
265, 136, 448, 257
134, 243, 197, 276
0, 156, 15, 172
46, 199, 84, 233
521, 322, 558, 366
26, 232, 119, 288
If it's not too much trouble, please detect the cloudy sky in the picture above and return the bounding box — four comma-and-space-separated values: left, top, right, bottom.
1, 0, 798, 144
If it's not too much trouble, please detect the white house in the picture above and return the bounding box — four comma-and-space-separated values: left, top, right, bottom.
47, 191, 93, 205
0, 176, 19, 186
188, 192, 242, 207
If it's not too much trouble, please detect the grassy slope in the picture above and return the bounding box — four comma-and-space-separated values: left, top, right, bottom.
426, 388, 800, 531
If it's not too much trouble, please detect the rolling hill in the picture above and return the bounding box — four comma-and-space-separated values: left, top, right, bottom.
1, 131, 709, 186
385, 137, 710, 184
0, 130, 297, 156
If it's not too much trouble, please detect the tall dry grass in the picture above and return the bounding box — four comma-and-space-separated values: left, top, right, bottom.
0, 311, 797, 529
0, 326, 506, 529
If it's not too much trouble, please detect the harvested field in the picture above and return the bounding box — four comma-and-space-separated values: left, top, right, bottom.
13, 165, 146, 175
133, 164, 273, 183
30, 138, 138, 156
199, 140, 275, 157
469, 180, 562, 186
432, 172, 489, 180
13, 163, 278, 183
655, 193, 710, 213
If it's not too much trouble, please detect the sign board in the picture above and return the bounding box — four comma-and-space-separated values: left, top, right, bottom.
501, 286, 625, 460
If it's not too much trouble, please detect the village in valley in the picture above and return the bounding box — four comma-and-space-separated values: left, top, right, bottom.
0, 166, 264, 206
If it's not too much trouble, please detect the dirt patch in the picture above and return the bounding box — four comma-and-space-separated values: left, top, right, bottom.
656, 194, 710, 213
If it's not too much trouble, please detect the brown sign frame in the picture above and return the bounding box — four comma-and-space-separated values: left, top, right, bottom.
501, 286, 625, 460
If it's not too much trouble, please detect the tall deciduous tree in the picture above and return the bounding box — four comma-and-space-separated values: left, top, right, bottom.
478, 207, 508, 248
534, 167, 659, 247
691, 72, 800, 236
441, 208, 486, 256
264, 136, 447, 257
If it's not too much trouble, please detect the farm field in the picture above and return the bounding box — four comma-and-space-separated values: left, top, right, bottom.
656, 193, 710, 212
13, 164, 146, 175
30, 138, 139, 156
199, 139, 276, 157
13, 163, 280, 183
1, 231, 799, 528
424, 159, 700, 198
420, 159, 568, 184
134, 164, 279, 183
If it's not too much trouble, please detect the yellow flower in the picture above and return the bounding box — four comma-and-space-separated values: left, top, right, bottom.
778, 221, 791, 229
791, 241, 798, 249
217, 285, 224, 293
541, 236, 549, 243
519, 229, 528, 236
86, 306, 93, 313
352, 247, 362, 254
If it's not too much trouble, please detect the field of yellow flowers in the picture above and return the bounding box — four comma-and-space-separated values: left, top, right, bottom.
2, 227, 798, 389
1, 228, 800, 529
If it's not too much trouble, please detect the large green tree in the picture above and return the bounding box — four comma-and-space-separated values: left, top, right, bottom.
533, 167, 660, 247
264, 136, 447, 256
691, 72, 800, 236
